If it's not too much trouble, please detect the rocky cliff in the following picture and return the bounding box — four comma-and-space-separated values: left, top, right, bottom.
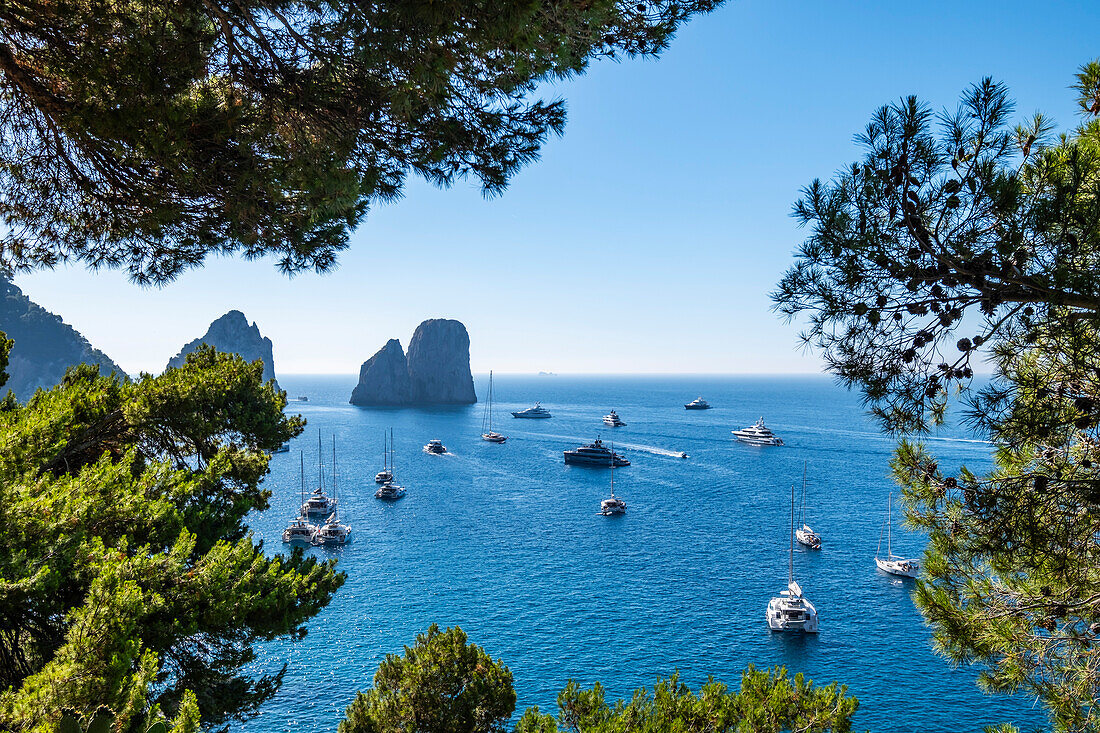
349, 319, 476, 406
0, 274, 126, 400
349, 339, 413, 405
167, 311, 279, 390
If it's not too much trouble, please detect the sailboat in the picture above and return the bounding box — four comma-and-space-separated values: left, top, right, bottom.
375, 428, 406, 500
599, 442, 627, 515
875, 493, 918, 578
375, 430, 394, 483
282, 452, 318, 545
795, 461, 821, 550
481, 371, 507, 443
301, 431, 337, 517
766, 483, 819, 632
312, 435, 351, 546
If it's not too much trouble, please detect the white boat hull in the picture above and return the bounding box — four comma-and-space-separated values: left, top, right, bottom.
876, 557, 919, 578
766, 597, 819, 633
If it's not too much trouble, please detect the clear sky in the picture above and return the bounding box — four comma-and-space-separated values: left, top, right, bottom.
14, 0, 1100, 375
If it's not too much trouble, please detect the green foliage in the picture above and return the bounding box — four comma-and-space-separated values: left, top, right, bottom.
515, 667, 858, 733
0, 346, 343, 732
0, 0, 720, 284
774, 61, 1100, 731
339, 625, 516, 733
0, 327, 11, 390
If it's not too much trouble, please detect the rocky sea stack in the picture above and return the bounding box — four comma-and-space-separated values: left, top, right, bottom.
167, 310, 279, 390
0, 273, 126, 400
350, 319, 476, 406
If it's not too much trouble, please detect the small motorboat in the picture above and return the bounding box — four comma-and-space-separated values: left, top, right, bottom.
298, 395, 309, 402
424, 439, 447, 454
679, 452, 690, 459
273, 443, 290, 453
603, 410, 626, 427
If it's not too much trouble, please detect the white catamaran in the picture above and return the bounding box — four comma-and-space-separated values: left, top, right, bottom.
312, 435, 350, 546
766, 483, 819, 632
282, 452, 318, 545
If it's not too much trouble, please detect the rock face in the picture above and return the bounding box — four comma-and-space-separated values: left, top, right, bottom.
349, 339, 413, 405
350, 319, 476, 406
167, 310, 279, 390
0, 274, 126, 400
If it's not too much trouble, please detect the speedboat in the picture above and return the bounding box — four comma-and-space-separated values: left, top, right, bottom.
732, 417, 784, 446
375, 482, 406, 500
766, 580, 819, 633
876, 493, 919, 578
301, 486, 337, 517
564, 437, 629, 467
602, 410, 626, 427
282, 515, 318, 546
685, 397, 711, 410
512, 402, 552, 418
298, 395, 309, 402
424, 439, 447, 454
312, 513, 351, 546
679, 452, 690, 459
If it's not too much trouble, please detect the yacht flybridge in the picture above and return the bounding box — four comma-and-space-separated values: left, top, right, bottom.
766, 483, 819, 633
564, 437, 630, 467
602, 410, 626, 427
301, 433, 337, 517
733, 417, 784, 446
283, 452, 318, 546
599, 447, 626, 515
795, 462, 821, 550
876, 493, 919, 578
685, 397, 711, 410
481, 371, 507, 442
512, 402, 552, 419
424, 439, 447, 454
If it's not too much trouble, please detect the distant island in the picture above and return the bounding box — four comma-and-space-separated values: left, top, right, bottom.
0, 273, 125, 399
167, 310, 280, 391
538, 371, 557, 376
350, 319, 476, 406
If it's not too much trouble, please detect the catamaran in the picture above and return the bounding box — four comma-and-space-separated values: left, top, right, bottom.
282, 452, 318, 545
875, 493, 918, 578
375, 429, 394, 483
312, 436, 350, 546
766, 483, 819, 632
599, 443, 626, 515
795, 462, 821, 550
481, 371, 507, 442
301, 432, 337, 517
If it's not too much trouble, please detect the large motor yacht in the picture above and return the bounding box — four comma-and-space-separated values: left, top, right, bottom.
732, 417, 784, 446
766, 483, 819, 633
602, 410, 626, 427
875, 493, 919, 578
564, 437, 630, 467
424, 439, 447, 454
685, 397, 711, 410
512, 402, 552, 418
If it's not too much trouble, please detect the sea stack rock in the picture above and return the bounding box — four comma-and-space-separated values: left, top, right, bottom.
407, 319, 476, 404
167, 310, 279, 390
0, 273, 126, 400
349, 339, 413, 405
349, 319, 476, 406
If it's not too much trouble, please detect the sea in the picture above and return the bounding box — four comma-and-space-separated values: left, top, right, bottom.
234, 374, 1048, 733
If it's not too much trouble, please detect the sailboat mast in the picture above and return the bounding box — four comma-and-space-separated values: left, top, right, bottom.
488, 370, 493, 433
800, 461, 808, 526
332, 435, 337, 506
789, 483, 795, 584
888, 493, 893, 558
610, 441, 615, 496
300, 452, 305, 506
317, 431, 322, 490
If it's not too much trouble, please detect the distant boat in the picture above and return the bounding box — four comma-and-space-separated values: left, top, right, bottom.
512, 402, 552, 418
732, 417, 784, 446
274, 443, 290, 453
481, 371, 507, 443
282, 452, 318, 545
602, 410, 626, 427
312, 436, 350, 546
301, 432, 337, 516
565, 437, 629, 467
795, 462, 821, 550
298, 395, 309, 402
875, 493, 918, 578
424, 439, 447, 455
374, 481, 406, 500
599, 444, 626, 515
766, 483, 819, 633
685, 397, 711, 410
375, 429, 394, 483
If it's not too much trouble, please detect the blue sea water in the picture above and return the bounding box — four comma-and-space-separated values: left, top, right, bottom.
235, 375, 1047, 733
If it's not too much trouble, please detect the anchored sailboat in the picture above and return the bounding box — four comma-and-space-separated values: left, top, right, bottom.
795, 461, 821, 549
282, 452, 318, 545
875, 493, 918, 578
481, 371, 507, 443
313, 435, 351, 546
599, 442, 626, 516
766, 483, 819, 632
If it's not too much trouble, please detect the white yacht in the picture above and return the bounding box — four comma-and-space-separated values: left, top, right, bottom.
512, 402, 552, 418
602, 410, 626, 427
481, 371, 507, 442
283, 453, 318, 545
732, 417, 784, 446
301, 486, 337, 517
766, 483, 819, 633
375, 482, 406, 500
424, 439, 447, 454
375, 429, 394, 483
312, 436, 351, 546
876, 493, 919, 578
685, 397, 711, 410
795, 462, 821, 550
599, 446, 626, 515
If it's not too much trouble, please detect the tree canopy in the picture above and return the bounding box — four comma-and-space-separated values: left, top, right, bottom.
0, 0, 719, 284
0, 342, 344, 732
774, 62, 1100, 731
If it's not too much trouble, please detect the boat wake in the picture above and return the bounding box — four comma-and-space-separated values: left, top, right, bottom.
510, 432, 689, 458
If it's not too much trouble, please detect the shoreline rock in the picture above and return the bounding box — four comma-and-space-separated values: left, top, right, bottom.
167, 310, 279, 390
350, 319, 476, 406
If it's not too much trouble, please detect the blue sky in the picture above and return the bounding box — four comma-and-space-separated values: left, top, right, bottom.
16, 0, 1100, 375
